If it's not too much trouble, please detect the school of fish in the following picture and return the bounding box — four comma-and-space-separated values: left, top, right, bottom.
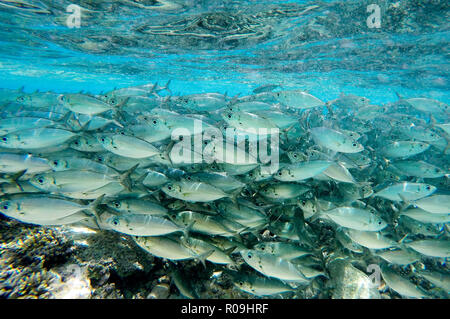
0, 82, 449, 299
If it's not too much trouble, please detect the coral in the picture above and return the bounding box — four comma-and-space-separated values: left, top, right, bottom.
0, 219, 72, 299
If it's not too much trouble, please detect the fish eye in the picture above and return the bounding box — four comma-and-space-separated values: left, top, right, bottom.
293, 154, 297, 158
167, 186, 172, 190
114, 202, 120, 208
1, 137, 7, 142
179, 136, 183, 141
249, 172, 253, 177
261, 247, 265, 250
378, 221, 382, 225
153, 120, 157, 124
302, 200, 306, 205
112, 219, 119, 226
2, 204, 8, 210
239, 282, 243, 286
38, 178, 44, 184
352, 143, 357, 147
74, 141, 79, 145
247, 253, 252, 259
53, 161, 58, 165
426, 185, 430, 190
101, 138, 105, 142
278, 171, 282, 176
227, 114, 232, 119
110, 99, 116, 105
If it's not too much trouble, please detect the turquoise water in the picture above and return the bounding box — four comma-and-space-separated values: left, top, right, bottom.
0, 0, 449, 300
0, 0, 448, 103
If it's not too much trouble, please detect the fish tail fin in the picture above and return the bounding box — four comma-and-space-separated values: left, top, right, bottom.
162, 141, 174, 166
196, 249, 214, 269
135, 172, 148, 186
88, 194, 106, 229
9, 169, 27, 191
75, 118, 92, 133
113, 108, 126, 124
223, 245, 237, 256
118, 163, 139, 191
182, 221, 196, 238
150, 82, 158, 94
325, 101, 334, 117
227, 94, 240, 107
227, 189, 242, 207
235, 226, 250, 239
87, 194, 105, 212
163, 80, 172, 95
283, 123, 297, 134
111, 98, 130, 122
116, 96, 130, 109
59, 110, 74, 127
428, 114, 437, 129
396, 234, 409, 249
